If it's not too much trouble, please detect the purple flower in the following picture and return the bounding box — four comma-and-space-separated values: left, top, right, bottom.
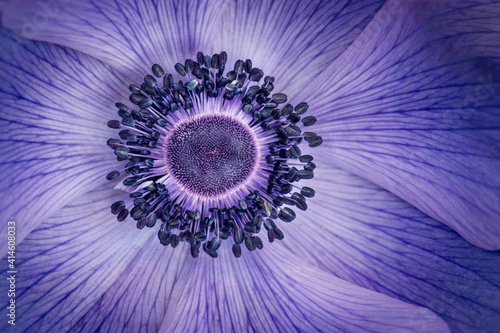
1, 0, 499, 332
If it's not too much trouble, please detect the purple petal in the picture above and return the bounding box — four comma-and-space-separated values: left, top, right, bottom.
0, 183, 188, 332
0, 182, 449, 332
160, 246, 448, 333
0, 29, 129, 252
0, 0, 229, 82
431, 0, 500, 64
292, 0, 500, 249
213, 0, 385, 97
283, 163, 500, 332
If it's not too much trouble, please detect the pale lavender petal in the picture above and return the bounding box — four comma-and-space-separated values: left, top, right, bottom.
292, 0, 500, 249
283, 162, 500, 332
0, 180, 449, 332
159, 246, 449, 333
213, 0, 385, 98
0, 0, 228, 82
0, 29, 129, 252
0, 183, 189, 332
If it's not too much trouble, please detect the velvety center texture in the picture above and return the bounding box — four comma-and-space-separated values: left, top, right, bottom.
165, 114, 257, 197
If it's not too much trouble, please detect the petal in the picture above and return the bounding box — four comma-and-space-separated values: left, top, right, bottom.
160, 246, 449, 333
0, 29, 129, 252
283, 162, 500, 332
0, 0, 229, 82
0, 180, 449, 333
0, 183, 189, 332
431, 0, 500, 63
292, 0, 500, 249
213, 0, 385, 97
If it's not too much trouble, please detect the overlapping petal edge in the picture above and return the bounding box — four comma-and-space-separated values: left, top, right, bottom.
0, 28, 130, 253
293, 0, 500, 250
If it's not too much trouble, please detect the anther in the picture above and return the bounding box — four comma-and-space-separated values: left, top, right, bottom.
301, 187, 315, 198
295, 102, 309, 115
278, 207, 296, 222
175, 63, 187, 76
152, 64, 165, 77
107, 120, 121, 129
106, 171, 120, 180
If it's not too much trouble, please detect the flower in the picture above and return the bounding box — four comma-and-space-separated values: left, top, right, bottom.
1, 0, 499, 332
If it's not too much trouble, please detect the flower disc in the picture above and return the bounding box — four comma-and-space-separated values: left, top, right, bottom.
106, 51, 323, 258
165, 114, 258, 199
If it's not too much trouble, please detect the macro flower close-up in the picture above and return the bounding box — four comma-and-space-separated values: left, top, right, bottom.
1, 0, 500, 332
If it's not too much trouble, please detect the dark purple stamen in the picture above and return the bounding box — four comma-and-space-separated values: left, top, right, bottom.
106, 51, 322, 258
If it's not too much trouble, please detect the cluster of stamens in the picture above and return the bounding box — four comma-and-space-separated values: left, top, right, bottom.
106, 51, 322, 258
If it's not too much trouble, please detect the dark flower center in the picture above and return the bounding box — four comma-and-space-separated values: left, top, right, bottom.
165, 114, 258, 198
106, 51, 322, 258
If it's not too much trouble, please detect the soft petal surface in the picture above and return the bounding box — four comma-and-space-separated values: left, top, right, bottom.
292, 0, 500, 249
282, 161, 500, 332
0, 29, 129, 251
212, 0, 385, 97
0, 183, 189, 332
0, 0, 229, 82
160, 247, 448, 333
431, 0, 500, 64
0, 183, 449, 333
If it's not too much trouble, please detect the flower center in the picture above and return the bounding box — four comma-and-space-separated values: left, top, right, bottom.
106, 51, 322, 258
165, 114, 258, 199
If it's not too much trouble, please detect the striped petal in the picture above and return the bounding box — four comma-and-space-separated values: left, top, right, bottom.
0, 183, 188, 332
0, 0, 229, 82
0, 28, 129, 252
159, 245, 448, 333
213, 0, 385, 97
292, 0, 500, 249
283, 162, 500, 333
0, 181, 449, 332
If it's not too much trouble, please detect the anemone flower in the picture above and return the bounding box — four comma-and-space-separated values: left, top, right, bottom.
1, 0, 500, 332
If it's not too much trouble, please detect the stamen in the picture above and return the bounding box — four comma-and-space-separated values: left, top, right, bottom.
106, 52, 322, 258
